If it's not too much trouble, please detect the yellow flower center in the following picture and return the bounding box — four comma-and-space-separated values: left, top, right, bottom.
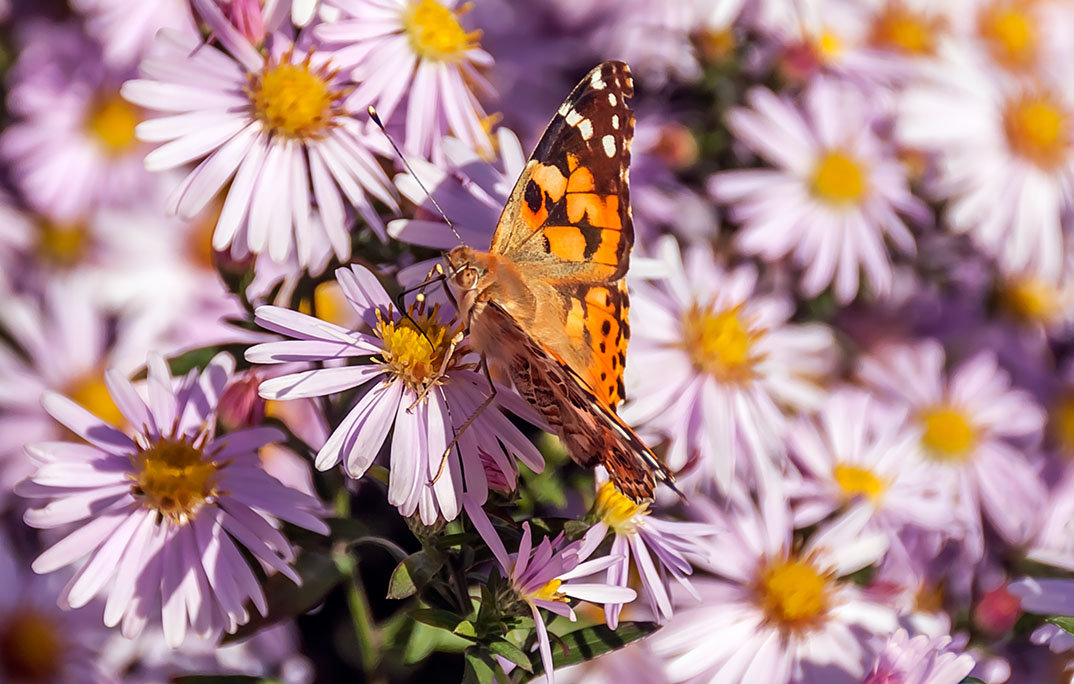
530, 578, 567, 603
757, 557, 831, 630
87, 94, 139, 153
402, 0, 481, 62
979, 2, 1037, 70
66, 371, 124, 428
1003, 93, 1070, 170
1001, 275, 1062, 324
249, 54, 341, 139
870, 4, 940, 55
680, 303, 759, 382
811, 150, 868, 205
815, 29, 844, 61
594, 480, 648, 534
919, 406, 977, 461
297, 281, 354, 328
37, 220, 90, 268
375, 306, 461, 393
0, 609, 63, 682
1050, 395, 1074, 455
833, 464, 888, 502
130, 435, 221, 524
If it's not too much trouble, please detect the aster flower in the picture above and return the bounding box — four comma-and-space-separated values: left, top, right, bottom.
587, 476, 714, 629
620, 237, 837, 493
69, 0, 195, 67
316, 0, 496, 162
862, 629, 975, 684
896, 49, 1074, 282
787, 387, 954, 541
246, 264, 543, 523
648, 483, 896, 683
710, 77, 928, 303
19, 352, 328, 647
857, 339, 1046, 556
0, 21, 152, 222
465, 500, 637, 684
122, 0, 398, 267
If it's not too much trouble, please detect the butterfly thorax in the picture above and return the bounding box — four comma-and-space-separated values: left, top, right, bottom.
446, 246, 538, 346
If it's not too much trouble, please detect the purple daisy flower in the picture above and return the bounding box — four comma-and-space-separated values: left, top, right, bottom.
620, 237, 837, 494
588, 474, 716, 629
710, 77, 928, 303
122, 0, 398, 267
0, 20, 152, 222
863, 629, 975, 684
465, 499, 637, 684
246, 264, 543, 523
19, 352, 328, 647
70, 0, 195, 67
316, 0, 496, 163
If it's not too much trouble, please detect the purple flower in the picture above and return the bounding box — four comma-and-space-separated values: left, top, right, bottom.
588, 475, 715, 629
862, 629, 975, 684
70, 0, 196, 67
122, 0, 398, 267
19, 352, 328, 647
316, 0, 496, 163
246, 264, 543, 523
465, 499, 636, 684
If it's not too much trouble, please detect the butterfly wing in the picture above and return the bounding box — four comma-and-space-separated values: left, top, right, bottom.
488, 60, 636, 410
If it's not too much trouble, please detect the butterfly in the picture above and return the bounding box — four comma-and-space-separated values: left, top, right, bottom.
443, 61, 677, 502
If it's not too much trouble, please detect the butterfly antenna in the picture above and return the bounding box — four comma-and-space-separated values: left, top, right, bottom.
367, 106, 465, 246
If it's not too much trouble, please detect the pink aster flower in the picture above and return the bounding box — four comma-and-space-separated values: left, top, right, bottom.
465, 500, 636, 684
246, 264, 543, 523
788, 387, 954, 542
896, 49, 1074, 282
122, 0, 397, 267
620, 237, 837, 494
862, 629, 975, 684
19, 352, 329, 647
316, 0, 496, 162
0, 20, 153, 222
858, 339, 1046, 557
649, 483, 896, 684
587, 475, 715, 629
69, 0, 195, 66
710, 77, 928, 303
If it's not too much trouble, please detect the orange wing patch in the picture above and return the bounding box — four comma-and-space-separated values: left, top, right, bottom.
557, 281, 630, 410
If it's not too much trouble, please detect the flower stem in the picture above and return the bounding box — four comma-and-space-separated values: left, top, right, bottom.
333, 489, 382, 680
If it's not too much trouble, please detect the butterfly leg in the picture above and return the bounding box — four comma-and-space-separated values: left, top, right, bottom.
431, 355, 498, 484
407, 329, 465, 412
395, 263, 447, 346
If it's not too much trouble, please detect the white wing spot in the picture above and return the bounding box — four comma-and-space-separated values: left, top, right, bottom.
611, 115, 619, 130
558, 102, 571, 116
602, 134, 616, 158
565, 108, 582, 126
578, 118, 594, 140
591, 69, 606, 90
608, 93, 617, 106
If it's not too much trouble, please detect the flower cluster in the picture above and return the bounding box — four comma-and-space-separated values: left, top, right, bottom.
4, 0, 1074, 682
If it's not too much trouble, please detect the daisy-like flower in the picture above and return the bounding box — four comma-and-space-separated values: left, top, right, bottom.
122, 0, 397, 267
896, 50, 1074, 282
587, 474, 716, 629
621, 237, 837, 493
0, 21, 152, 222
857, 339, 1046, 556
710, 77, 928, 303
862, 629, 975, 684
246, 264, 543, 523
649, 483, 896, 683
69, 0, 195, 67
465, 500, 636, 684
788, 387, 954, 540
994, 262, 1074, 340
19, 352, 328, 647
316, 0, 496, 162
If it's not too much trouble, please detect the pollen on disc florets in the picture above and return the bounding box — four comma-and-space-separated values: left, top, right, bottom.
129, 430, 225, 525
248, 49, 349, 140
374, 302, 468, 393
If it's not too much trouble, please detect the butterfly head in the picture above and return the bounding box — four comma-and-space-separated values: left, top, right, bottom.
444, 245, 485, 320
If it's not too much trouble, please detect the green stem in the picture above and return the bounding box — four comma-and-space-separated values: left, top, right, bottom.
333, 488, 382, 681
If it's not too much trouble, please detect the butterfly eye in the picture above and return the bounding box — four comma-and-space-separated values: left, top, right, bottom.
453, 265, 478, 290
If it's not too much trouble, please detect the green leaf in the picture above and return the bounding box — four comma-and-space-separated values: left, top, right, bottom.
387, 551, 444, 600
488, 638, 532, 673
463, 651, 500, 684
1047, 615, 1074, 636
225, 551, 343, 642
411, 608, 472, 637
454, 620, 478, 638
525, 621, 661, 679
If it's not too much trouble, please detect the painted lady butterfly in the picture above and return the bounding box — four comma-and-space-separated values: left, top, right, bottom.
445, 61, 677, 502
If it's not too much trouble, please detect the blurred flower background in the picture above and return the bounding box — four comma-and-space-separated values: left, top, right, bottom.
3, 0, 1074, 682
